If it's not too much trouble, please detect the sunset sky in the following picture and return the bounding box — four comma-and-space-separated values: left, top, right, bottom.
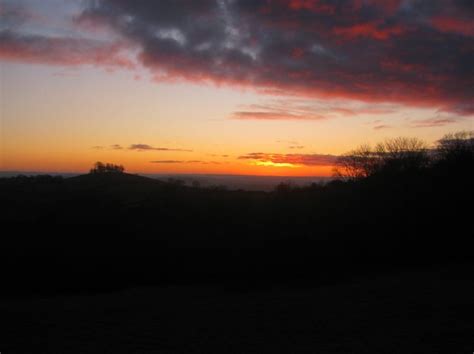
1, 0, 472, 176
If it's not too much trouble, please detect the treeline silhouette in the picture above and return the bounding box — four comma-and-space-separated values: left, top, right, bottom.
0, 132, 472, 296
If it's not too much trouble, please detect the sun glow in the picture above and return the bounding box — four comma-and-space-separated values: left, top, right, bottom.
253, 161, 298, 168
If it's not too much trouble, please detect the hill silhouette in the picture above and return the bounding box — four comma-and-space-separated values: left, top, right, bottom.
67, 171, 167, 194
69, 170, 159, 184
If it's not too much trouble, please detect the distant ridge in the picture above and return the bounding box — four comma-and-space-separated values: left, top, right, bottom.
0, 171, 80, 178
145, 173, 332, 191
1, 171, 331, 191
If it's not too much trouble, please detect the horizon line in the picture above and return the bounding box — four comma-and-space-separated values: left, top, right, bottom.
0, 170, 333, 179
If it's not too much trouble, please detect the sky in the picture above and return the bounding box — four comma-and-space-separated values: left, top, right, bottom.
0, 0, 472, 176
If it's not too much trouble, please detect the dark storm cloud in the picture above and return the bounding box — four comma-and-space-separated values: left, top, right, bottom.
0, 2, 34, 27
1, 0, 473, 115
79, 0, 472, 114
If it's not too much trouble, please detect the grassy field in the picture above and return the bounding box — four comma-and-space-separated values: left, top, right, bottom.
2, 263, 473, 354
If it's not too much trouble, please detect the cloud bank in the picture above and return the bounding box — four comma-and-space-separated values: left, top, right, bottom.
1, 0, 473, 115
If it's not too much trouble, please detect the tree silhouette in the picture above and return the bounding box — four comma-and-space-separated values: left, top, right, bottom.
90, 161, 125, 174
435, 131, 474, 164
333, 144, 378, 179
334, 137, 428, 179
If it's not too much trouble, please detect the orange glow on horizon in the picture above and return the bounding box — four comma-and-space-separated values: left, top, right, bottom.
253, 161, 297, 168
0, 148, 335, 177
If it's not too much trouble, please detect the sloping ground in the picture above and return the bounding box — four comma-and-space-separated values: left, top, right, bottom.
66, 172, 166, 194
2, 263, 473, 353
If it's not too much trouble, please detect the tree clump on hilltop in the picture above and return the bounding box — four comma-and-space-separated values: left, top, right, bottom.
89, 161, 125, 174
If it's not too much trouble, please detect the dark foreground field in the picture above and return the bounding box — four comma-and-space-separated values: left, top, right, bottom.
1, 134, 472, 352
2, 263, 473, 354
